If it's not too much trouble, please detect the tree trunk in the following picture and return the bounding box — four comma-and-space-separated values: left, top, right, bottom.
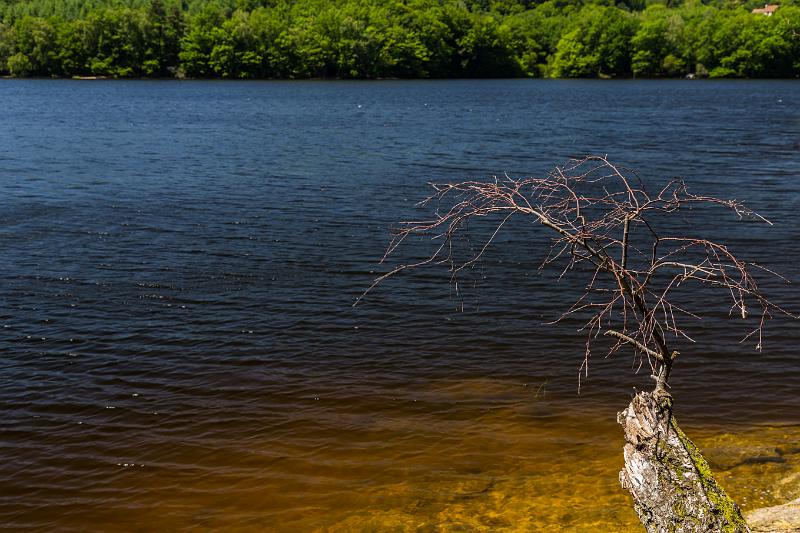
618, 391, 751, 532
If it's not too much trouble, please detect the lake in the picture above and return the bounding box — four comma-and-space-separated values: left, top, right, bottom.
1, 79, 799, 531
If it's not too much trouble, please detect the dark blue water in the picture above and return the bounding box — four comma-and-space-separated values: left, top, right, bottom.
1, 79, 798, 531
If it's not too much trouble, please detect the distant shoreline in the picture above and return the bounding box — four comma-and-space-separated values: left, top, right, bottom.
2, 0, 799, 81
1, 75, 798, 81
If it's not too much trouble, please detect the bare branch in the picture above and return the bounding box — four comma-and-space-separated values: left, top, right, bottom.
357, 156, 795, 391
604, 330, 664, 362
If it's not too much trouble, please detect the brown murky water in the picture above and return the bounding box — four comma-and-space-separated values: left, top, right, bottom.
2, 80, 799, 531
7, 375, 799, 532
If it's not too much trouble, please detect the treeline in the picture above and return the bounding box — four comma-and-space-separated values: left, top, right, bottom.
0, 0, 798, 78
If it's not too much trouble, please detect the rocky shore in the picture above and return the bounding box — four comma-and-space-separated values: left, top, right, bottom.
747, 497, 800, 533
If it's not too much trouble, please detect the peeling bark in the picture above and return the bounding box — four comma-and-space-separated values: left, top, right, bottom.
619, 391, 751, 532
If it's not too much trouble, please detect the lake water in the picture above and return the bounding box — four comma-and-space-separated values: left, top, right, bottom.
1, 79, 799, 531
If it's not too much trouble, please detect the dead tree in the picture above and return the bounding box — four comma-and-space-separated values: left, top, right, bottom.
358, 156, 794, 532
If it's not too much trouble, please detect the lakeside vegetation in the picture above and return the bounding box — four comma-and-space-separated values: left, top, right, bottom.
0, 0, 798, 79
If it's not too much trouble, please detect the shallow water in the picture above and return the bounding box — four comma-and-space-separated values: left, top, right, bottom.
1, 79, 799, 531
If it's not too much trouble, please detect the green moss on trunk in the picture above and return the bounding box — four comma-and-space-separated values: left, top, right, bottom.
619, 391, 751, 533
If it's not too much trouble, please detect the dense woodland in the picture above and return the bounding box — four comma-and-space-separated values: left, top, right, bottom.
0, 0, 798, 78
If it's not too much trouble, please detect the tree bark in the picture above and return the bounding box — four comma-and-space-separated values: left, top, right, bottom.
618, 391, 751, 532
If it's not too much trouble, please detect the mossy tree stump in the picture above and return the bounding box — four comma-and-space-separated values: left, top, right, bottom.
619, 391, 751, 532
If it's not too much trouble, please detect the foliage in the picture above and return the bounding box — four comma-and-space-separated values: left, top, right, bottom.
1, 0, 798, 78
631, 6, 687, 77
551, 5, 637, 78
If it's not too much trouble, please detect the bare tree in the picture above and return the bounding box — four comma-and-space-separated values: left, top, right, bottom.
358, 156, 794, 532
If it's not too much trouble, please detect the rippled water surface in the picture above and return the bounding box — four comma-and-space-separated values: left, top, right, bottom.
1, 79, 799, 531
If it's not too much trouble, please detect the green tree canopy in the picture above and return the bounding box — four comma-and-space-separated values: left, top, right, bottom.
1, 0, 798, 78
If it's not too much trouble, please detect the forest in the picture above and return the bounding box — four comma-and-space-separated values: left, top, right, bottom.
0, 0, 798, 78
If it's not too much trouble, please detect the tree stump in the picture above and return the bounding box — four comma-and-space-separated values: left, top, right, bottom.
618, 391, 751, 532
